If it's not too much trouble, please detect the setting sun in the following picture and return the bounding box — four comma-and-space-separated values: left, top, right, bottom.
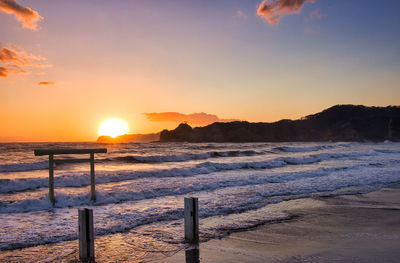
99, 118, 129, 138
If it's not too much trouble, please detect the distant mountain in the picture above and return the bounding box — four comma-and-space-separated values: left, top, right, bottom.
160, 105, 400, 142
97, 133, 159, 143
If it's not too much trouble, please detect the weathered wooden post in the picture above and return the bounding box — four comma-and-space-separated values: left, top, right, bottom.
185, 246, 200, 263
184, 197, 199, 243
90, 153, 96, 201
49, 154, 55, 204
78, 208, 94, 262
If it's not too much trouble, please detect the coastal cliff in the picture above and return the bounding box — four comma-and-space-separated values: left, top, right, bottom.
160, 105, 400, 142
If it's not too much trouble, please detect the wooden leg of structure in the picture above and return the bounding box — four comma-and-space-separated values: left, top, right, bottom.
49, 154, 55, 204
90, 153, 96, 201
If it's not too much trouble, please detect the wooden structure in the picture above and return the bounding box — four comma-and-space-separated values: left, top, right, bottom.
34, 148, 107, 204
78, 208, 95, 262
184, 197, 199, 243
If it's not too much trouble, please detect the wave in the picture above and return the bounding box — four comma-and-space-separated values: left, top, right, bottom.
0, 161, 49, 173
1, 165, 400, 251
0, 144, 371, 174
0, 166, 353, 213
0, 151, 377, 194
374, 149, 400, 154
109, 150, 265, 163
275, 142, 354, 153
275, 146, 321, 152
0, 150, 264, 173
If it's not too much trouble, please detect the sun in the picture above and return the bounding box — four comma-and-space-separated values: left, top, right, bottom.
99, 118, 129, 138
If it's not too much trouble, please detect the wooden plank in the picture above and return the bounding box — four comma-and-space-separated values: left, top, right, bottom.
49, 154, 55, 204
79, 208, 95, 262
90, 153, 96, 201
34, 148, 107, 156
184, 197, 199, 243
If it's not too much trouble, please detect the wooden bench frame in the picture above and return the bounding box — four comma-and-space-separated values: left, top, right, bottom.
34, 148, 107, 204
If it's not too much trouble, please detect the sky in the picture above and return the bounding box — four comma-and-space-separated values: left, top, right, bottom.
0, 0, 399, 142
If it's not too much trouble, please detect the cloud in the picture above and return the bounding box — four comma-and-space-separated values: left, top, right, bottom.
257, 0, 315, 24
145, 112, 239, 126
0, 66, 8, 77
235, 10, 248, 19
37, 81, 55, 86
0, 45, 50, 77
309, 8, 322, 20
0, 0, 42, 30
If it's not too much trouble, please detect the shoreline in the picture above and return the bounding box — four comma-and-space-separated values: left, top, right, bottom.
162, 184, 400, 262
0, 185, 399, 262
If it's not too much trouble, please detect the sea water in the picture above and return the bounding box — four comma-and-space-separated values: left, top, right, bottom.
0, 142, 400, 261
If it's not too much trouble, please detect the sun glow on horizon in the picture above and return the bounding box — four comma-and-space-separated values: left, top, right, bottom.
99, 118, 129, 138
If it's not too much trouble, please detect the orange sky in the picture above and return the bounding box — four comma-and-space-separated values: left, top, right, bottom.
1, 0, 399, 142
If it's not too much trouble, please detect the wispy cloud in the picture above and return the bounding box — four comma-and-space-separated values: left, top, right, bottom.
257, 0, 315, 24
0, 45, 50, 77
235, 10, 248, 19
309, 8, 322, 20
304, 8, 324, 34
145, 112, 239, 126
0, 0, 42, 30
37, 81, 55, 86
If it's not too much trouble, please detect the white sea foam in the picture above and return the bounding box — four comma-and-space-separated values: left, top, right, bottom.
0, 165, 363, 213
1, 164, 399, 250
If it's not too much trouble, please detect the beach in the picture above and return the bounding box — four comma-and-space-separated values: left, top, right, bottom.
0, 142, 400, 262
164, 185, 400, 263
1, 185, 399, 262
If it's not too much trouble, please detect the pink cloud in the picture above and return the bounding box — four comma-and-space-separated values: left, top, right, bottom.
257, 0, 315, 24
235, 10, 248, 19
0, 0, 42, 30
0, 45, 50, 77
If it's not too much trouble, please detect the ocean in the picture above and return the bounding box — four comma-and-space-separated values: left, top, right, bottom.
0, 141, 400, 261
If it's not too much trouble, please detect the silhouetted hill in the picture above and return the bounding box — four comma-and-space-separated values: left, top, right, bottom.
160, 105, 400, 142
97, 133, 159, 143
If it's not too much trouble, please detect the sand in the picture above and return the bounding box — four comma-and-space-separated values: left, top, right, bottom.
162, 185, 400, 263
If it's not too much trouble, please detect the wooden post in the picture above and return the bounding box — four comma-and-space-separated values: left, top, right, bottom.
185, 246, 200, 263
79, 208, 94, 262
49, 154, 55, 204
184, 197, 199, 243
90, 153, 96, 201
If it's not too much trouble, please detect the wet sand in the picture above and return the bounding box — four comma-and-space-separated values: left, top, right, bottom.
163, 185, 400, 263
